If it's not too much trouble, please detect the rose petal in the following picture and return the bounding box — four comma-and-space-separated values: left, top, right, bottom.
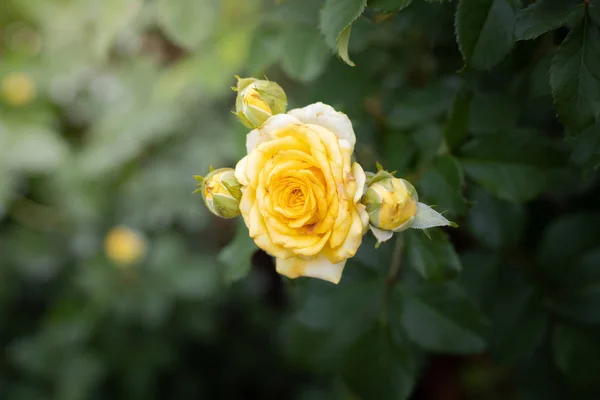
288, 102, 356, 148
246, 114, 300, 153
276, 254, 346, 284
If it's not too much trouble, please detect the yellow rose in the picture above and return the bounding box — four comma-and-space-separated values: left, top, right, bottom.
234, 102, 369, 284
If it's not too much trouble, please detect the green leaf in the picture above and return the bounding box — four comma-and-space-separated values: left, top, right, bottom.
570, 121, 600, 169
417, 154, 468, 219
552, 249, 600, 324
382, 132, 416, 176
459, 130, 564, 202
529, 55, 553, 97
93, 0, 141, 59
553, 324, 600, 388
455, 0, 516, 69
387, 80, 457, 130
485, 265, 548, 364
155, 0, 219, 50
281, 27, 330, 82
285, 280, 384, 370
369, 0, 413, 13
246, 27, 283, 75
468, 92, 518, 134
411, 124, 443, 167
466, 187, 526, 249
444, 89, 473, 149
550, 13, 600, 133
218, 220, 257, 282
537, 212, 600, 283
342, 323, 417, 400
404, 229, 462, 282
264, 0, 322, 27
516, 0, 583, 40
538, 213, 600, 324
395, 282, 488, 353
336, 25, 355, 66
458, 250, 500, 306
2, 126, 68, 173
319, 0, 368, 66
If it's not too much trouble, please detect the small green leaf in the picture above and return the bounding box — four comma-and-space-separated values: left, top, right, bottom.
388, 81, 457, 130
537, 213, 600, 324
459, 130, 564, 202
550, 13, 600, 133
218, 220, 257, 282
404, 229, 462, 281
336, 25, 355, 66
93, 0, 141, 59
319, 0, 367, 66
570, 121, 600, 169
285, 280, 383, 370
553, 324, 600, 387
484, 265, 548, 364
342, 323, 418, 400
444, 89, 472, 150
516, 0, 583, 41
468, 92, 518, 134
395, 282, 488, 353
155, 0, 219, 50
369, 0, 413, 13
418, 155, 468, 219
455, 0, 516, 69
246, 27, 284, 75
466, 187, 525, 249
281, 27, 330, 82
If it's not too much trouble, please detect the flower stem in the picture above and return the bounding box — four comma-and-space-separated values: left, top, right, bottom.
381, 234, 405, 326
387, 234, 405, 287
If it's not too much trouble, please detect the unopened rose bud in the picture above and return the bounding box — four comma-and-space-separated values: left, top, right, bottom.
361, 166, 456, 245
362, 171, 418, 233
195, 168, 242, 219
234, 76, 287, 128
1, 72, 36, 107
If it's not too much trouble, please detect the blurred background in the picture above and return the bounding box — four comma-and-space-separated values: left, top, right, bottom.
2, 0, 600, 399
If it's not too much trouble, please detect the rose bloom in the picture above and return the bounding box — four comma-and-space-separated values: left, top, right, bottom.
235, 103, 369, 284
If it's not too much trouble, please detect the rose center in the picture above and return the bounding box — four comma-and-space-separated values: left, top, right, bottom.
269, 168, 328, 228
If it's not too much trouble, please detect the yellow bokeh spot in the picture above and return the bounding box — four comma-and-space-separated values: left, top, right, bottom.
104, 225, 146, 266
1, 72, 36, 107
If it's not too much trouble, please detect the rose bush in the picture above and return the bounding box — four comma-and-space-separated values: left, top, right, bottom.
234, 102, 368, 283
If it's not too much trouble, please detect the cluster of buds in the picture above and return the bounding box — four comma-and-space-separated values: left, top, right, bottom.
195, 76, 456, 245
195, 76, 288, 219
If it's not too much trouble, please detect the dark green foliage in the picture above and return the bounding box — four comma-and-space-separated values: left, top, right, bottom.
3, 0, 600, 399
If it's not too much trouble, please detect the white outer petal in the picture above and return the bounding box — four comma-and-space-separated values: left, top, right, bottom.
246, 113, 301, 153
276, 255, 346, 284
234, 156, 249, 186
369, 224, 394, 243
352, 162, 366, 204
288, 102, 356, 148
